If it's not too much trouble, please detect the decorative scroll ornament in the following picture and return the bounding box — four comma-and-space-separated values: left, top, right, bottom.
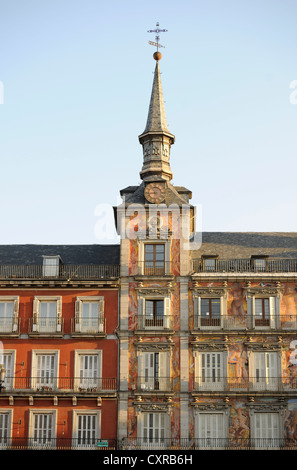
134, 399, 174, 415
136, 340, 174, 352
245, 339, 283, 352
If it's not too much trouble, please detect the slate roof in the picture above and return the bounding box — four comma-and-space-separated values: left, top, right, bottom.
120, 182, 192, 206
191, 232, 297, 259
0, 244, 120, 265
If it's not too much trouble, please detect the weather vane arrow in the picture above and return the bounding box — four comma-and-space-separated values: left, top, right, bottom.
147, 22, 167, 52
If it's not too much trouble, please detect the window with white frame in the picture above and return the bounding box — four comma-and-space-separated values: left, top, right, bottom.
247, 292, 279, 329
138, 350, 170, 391
0, 410, 13, 447
31, 351, 59, 391
0, 351, 15, 391
0, 297, 19, 333
138, 412, 168, 447
42, 256, 61, 277
138, 240, 171, 276
195, 410, 228, 449
32, 296, 62, 333
193, 291, 226, 329
251, 411, 281, 448
194, 350, 227, 391
249, 351, 279, 391
138, 296, 171, 330
74, 351, 102, 391
74, 297, 104, 334
29, 410, 56, 448
72, 411, 101, 448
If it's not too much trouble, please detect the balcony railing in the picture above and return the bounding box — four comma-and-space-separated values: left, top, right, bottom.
120, 437, 297, 450
0, 264, 120, 280
28, 318, 64, 335
132, 376, 173, 393
193, 376, 297, 392
0, 437, 117, 450
135, 315, 174, 330
0, 377, 117, 393
193, 314, 297, 330
137, 262, 172, 276
71, 316, 106, 335
0, 318, 21, 334
193, 258, 297, 273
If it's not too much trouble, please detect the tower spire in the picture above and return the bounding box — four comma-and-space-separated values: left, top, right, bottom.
139, 27, 175, 182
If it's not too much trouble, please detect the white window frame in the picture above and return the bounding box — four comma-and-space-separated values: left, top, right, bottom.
74, 296, 104, 334
248, 350, 280, 391
193, 294, 226, 330
0, 296, 19, 333
74, 350, 102, 392
42, 256, 61, 277
137, 412, 169, 448
194, 350, 227, 391
31, 350, 59, 391
250, 410, 282, 449
0, 350, 16, 391
32, 296, 62, 333
247, 294, 280, 330
138, 239, 171, 275
138, 295, 171, 330
0, 409, 13, 448
195, 409, 228, 449
28, 409, 57, 448
72, 410, 101, 448
138, 350, 170, 391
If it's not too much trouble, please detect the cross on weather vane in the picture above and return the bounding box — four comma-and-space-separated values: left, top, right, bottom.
147, 22, 167, 52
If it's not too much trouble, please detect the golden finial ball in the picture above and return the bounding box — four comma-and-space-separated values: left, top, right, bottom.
153, 51, 162, 61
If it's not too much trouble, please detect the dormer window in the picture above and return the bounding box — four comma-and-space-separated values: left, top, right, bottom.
251, 256, 268, 272
202, 256, 218, 272
42, 256, 62, 277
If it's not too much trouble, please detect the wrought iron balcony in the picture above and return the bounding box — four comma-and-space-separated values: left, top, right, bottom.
136, 261, 172, 276
192, 376, 297, 393
0, 376, 117, 393
28, 318, 64, 335
0, 318, 21, 335
135, 315, 174, 331
193, 258, 297, 273
131, 376, 173, 393
71, 316, 106, 335
193, 314, 297, 331
0, 437, 117, 450
0, 264, 120, 280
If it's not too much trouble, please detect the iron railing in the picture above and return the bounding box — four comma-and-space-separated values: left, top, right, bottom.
120, 437, 297, 450
28, 317, 64, 335
192, 376, 297, 392
193, 314, 297, 330
135, 315, 174, 330
0, 376, 117, 392
71, 316, 106, 335
0, 264, 120, 280
137, 261, 172, 276
132, 376, 173, 392
193, 258, 297, 273
0, 437, 116, 450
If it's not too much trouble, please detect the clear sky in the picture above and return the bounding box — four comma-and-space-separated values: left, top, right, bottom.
0, 0, 297, 245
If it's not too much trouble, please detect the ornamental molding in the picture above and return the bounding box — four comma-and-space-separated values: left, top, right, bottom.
191, 402, 229, 413
136, 340, 174, 352
248, 402, 287, 415
134, 398, 174, 415
244, 339, 283, 352
191, 339, 229, 352
191, 285, 227, 297
136, 282, 174, 297
245, 282, 282, 297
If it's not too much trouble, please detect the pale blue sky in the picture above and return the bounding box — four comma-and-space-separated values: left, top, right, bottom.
0, 0, 297, 244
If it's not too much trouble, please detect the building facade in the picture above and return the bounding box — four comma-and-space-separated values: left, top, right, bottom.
1, 51, 297, 451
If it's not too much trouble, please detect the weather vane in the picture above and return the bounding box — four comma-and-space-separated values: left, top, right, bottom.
147, 22, 167, 52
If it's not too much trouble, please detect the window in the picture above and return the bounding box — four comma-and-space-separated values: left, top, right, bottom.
29, 410, 56, 448
144, 244, 165, 275
249, 351, 279, 391
42, 256, 61, 277
203, 258, 216, 272
74, 297, 104, 334
72, 411, 101, 448
138, 297, 171, 330
32, 296, 62, 334
0, 411, 12, 448
32, 351, 59, 391
196, 412, 227, 449
247, 294, 278, 329
0, 351, 15, 391
252, 256, 267, 272
0, 297, 19, 333
255, 298, 270, 326
143, 413, 166, 447
201, 298, 221, 326
138, 351, 170, 391
74, 351, 102, 392
252, 412, 280, 448
194, 351, 226, 391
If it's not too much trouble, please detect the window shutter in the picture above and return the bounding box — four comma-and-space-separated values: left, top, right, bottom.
98, 299, 105, 332
247, 296, 253, 328
13, 298, 19, 331
164, 297, 170, 328
138, 297, 144, 323
269, 297, 276, 329
159, 352, 168, 391
33, 298, 40, 331
56, 298, 62, 331
75, 300, 82, 332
